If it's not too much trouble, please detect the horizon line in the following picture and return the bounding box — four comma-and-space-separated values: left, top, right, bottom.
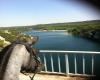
0, 19, 100, 28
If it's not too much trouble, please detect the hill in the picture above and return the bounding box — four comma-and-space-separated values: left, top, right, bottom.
0, 20, 100, 30
0, 20, 100, 41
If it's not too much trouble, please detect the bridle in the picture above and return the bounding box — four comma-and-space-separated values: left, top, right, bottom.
27, 50, 41, 80
22, 57, 40, 80
28, 49, 42, 80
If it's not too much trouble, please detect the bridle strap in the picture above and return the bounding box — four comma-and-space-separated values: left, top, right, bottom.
21, 67, 38, 80
29, 71, 37, 80
29, 57, 40, 80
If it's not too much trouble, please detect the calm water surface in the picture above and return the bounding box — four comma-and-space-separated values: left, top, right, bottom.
25, 30, 100, 51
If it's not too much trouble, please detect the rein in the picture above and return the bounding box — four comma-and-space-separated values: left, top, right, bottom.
22, 69, 37, 80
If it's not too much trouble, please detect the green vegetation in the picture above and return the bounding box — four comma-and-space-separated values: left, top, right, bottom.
1, 20, 99, 31
0, 28, 33, 48
33, 20, 100, 41
0, 40, 4, 47
0, 30, 18, 42
30, 20, 100, 30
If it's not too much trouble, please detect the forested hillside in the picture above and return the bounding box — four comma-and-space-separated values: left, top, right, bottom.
0, 20, 100, 42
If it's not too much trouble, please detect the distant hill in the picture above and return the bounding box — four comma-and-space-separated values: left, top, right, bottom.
0, 20, 100, 41
0, 20, 100, 30
28, 20, 100, 30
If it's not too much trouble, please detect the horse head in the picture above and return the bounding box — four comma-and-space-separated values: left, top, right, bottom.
19, 36, 43, 73
0, 36, 43, 80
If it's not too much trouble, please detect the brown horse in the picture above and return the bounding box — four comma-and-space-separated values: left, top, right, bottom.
0, 36, 42, 80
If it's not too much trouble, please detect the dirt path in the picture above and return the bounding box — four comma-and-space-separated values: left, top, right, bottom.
19, 73, 89, 80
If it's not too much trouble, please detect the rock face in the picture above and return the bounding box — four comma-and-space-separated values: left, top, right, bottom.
0, 36, 5, 40
90, 30, 100, 41
0, 36, 10, 47
81, 30, 100, 42
70, 29, 100, 42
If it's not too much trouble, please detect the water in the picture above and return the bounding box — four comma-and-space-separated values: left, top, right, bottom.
25, 30, 100, 51
25, 30, 100, 75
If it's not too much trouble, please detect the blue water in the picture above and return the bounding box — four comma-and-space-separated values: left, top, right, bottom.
25, 30, 100, 75
25, 30, 100, 51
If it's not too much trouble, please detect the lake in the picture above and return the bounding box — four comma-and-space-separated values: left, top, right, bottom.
25, 30, 100, 51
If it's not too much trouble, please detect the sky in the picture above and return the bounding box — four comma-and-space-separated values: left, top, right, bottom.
0, 0, 100, 27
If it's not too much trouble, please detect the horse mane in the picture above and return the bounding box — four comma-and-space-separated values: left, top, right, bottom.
0, 44, 13, 64
0, 43, 15, 80
0, 40, 37, 80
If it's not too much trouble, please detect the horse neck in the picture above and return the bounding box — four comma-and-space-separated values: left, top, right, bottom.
0, 44, 30, 80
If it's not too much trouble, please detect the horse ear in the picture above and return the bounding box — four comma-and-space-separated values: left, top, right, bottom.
32, 36, 39, 44
27, 36, 39, 45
